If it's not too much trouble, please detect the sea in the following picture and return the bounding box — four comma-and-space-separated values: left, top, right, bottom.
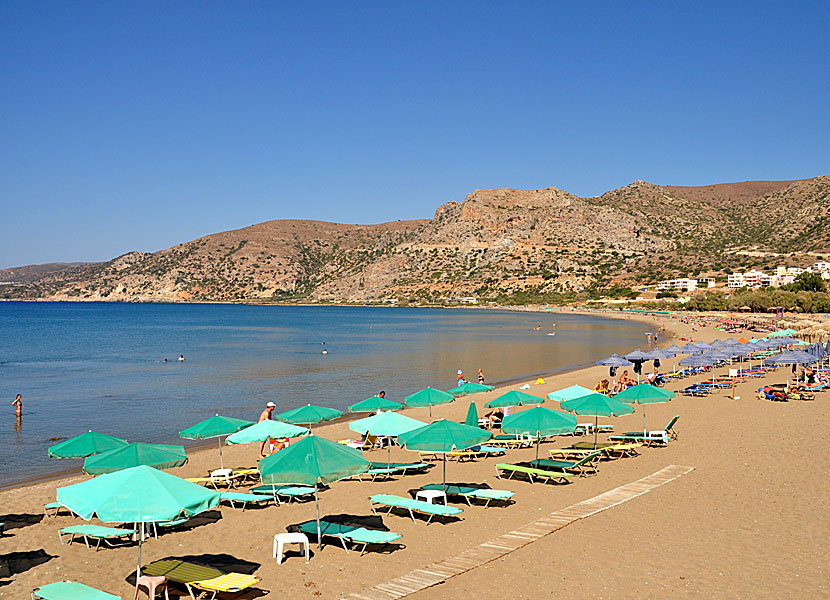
0, 302, 651, 486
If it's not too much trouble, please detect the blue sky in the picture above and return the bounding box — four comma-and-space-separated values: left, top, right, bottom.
1, 2, 828, 268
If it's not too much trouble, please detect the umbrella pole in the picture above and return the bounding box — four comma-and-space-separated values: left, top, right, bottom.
593, 416, 598, 450
315, 488, 322, 550
136, 521, 143, 586
535, 434, 540, 462
442, 453, 447, 492
643, 405, 647, 435
219, 436, 224, 470
387, 443, 391, 470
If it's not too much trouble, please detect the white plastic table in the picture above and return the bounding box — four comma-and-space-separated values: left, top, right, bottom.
273, 532, 310, 564
415, 489, 447, 505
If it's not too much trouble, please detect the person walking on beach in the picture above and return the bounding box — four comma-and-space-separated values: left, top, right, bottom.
477, 369, 485, 384
12, 394, 22, 416
258, 402, 276, 458
456, 370, 465, 385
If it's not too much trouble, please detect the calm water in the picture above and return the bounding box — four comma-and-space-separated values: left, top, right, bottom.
0, 302, 649, 485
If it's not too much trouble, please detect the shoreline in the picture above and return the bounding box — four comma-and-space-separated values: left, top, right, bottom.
1, 310, 664, 492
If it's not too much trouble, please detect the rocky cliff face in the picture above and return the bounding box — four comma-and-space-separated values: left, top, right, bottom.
3, 176, 828, 303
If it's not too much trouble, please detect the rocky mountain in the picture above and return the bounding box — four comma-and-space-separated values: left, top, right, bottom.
3, 176, 828, 303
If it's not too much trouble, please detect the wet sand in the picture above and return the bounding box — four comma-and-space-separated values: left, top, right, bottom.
2, 314, 828, 599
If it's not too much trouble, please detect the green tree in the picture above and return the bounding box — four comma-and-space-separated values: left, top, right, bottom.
786, 271, 826, 292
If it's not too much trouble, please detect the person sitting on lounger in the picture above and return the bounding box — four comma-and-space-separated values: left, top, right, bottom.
485, 407, 504, 427
594, 379, 610, 394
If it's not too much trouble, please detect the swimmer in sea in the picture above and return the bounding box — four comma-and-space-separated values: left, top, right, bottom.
178, 355, 184, 361
13, 394, 22, 416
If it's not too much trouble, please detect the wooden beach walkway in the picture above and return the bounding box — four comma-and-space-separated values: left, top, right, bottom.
347, 464, 694, 600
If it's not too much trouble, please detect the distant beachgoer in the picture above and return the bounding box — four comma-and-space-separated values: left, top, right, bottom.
13, 394, 22, 416
163, 358, 168, 363
457, 370, 465, 385
378, 391, 386, 398
322, 349, 328, 355
178, 355, 185, 361
258, 402, 277, 457
485, 407, 503, 427
478, 369, 485, 384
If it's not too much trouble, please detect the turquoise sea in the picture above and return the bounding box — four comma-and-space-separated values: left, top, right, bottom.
0, 302, 649, 486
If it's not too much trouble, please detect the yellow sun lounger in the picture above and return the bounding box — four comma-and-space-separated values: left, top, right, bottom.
142, 559, 261, 600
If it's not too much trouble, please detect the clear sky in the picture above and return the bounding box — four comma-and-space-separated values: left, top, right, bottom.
1, 2, 828, 268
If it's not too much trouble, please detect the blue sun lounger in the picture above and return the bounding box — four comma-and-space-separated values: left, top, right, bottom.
420, 484, 515, 507
58, 525, 134, 550
295, 520, 402, 555
219, 492, 274, 511
369, 494, 463, 525
32, 581, 120, 600
250, 484, 316, 504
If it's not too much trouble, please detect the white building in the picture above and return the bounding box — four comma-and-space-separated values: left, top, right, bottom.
657, 278, 698, 292
697, 278, 716, 288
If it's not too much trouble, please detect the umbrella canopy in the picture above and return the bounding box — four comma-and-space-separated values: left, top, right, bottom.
58, 465, 219, 522
348, 396, 404, 413
349, 411, 426, 438
258, 436, 370, 549
404, 387, 455, 418
179, 415, 254, 439
48, 431, 129, 459
275, 404, 343, 425
501, 406, 576, 460
57, 465, 220, 580
765, 350, 816, 365
83, 443, 187, 475
225, 420, 309, 444
546, 384, 595, 403
679, 342, 700, 352
179, 415, 255, 469
445, 382, 495, 396
679, 353, 715, 367
259, 435, 369, 486
560, 392, 635, 418
624, 349, 651, 361
709, 339, 726, 349
464, 402, 479, 427
645, 348, 672, 359
694, 341, 714, 350
596, 354, 633, 367
397, 420, 492, 452
663, 344, 684, 353
484, 389, 544, 408
612, 383, 675, 434
397, 420, 491, 490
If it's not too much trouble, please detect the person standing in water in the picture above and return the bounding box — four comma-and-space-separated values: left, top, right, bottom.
477, 369, 485, 384
13, 394, 22, 415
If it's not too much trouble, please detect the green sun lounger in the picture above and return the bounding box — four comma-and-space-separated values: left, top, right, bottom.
32, 581, 120, 600
369, 494, 463, 525
609, 432, 667, 446
219, 492, 274, 511
44, 502, 76, 518
295, 520, 402, 556
495, 463, 574, 485
58, 525, 134, 550
529, 451, 602, 477
142, 559, 261, 600
250, 484, 316, 504
367, 462, 430, 474
420, 484, 515, 507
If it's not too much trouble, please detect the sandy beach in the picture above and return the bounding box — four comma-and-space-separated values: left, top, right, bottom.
2, 313, 828, 599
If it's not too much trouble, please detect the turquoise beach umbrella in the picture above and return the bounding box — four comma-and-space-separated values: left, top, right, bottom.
179, 414, 255, 469
225, 420, 309, 444
397, 420, 491, 490
464, 401, 479, 427
48, 431, 129, 459
405, 387, 455, 417
446, 382, 495, 396
57, 465, 220, 581
484, 389, 544, 408
349, 411, 427, 468
348, 396, 404, 413
275, 404, 343, 427
258, 436, 369, 549
501, 406, 576, 460
83, 442, 187, 475
546, 384, 594, 403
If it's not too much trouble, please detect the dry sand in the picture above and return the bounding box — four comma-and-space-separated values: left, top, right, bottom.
1, 314, 828, 599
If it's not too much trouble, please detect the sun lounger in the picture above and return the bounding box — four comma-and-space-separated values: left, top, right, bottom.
250, 484, 316, 504
367, 462, 429, 474
58, 525, 134, 550
369, 494, 463, 525
44, 502, 76, 518
142, 559, 261, 600
294, 520, 402, 555
338, 434, 383, 450
681, 385, 709, 397
219, 492, 275, 511
230, 468, 260, 481
185, 472, 242, 490
420, 484, 515, 507
487, 434, 534, 448
32, 581, 120, 600
620, 415, 680, 441
494, 463, 574, 485
530, 451, 602, 476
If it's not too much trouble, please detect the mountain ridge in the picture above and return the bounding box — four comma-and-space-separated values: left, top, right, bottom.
3, 176, 828, 303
